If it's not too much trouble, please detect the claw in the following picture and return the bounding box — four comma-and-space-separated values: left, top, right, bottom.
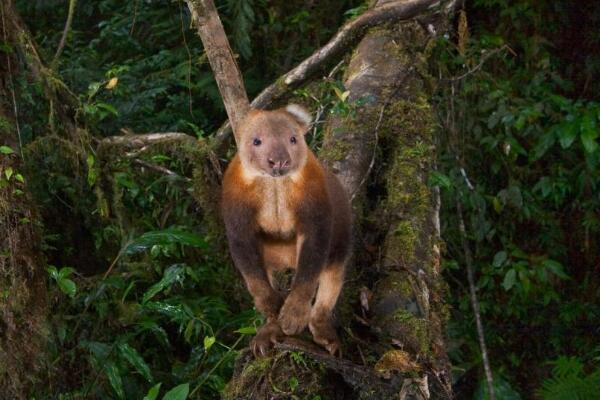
251, 320, 284, 357
309, 315, 342, 357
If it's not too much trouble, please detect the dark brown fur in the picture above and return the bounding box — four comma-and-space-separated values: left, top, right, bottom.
221, 105, 352, 355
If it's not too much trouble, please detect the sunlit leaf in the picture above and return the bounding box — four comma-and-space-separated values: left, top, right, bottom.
235, 326, 257, 335
162, 383, 189, 400
203, 336, 216, 350
0, 145, 14, 155
5, 167, 13, 180
106, 77, 119, 89
58, 278, 77, 298
143, 383, 162, 400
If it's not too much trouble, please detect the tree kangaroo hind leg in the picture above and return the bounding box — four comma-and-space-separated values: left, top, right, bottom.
309, 262, 346, 356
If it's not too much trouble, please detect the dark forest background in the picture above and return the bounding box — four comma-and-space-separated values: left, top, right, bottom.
2, 0, 599, 398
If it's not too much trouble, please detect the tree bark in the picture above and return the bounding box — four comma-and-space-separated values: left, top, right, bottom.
0, 1, 48, 397
185, 0, 250, 144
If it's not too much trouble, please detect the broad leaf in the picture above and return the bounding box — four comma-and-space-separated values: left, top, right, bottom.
118, 343, 153, 382
162, 383, 189, 400
143, 383, 162, 400
125, 228, 207, 256
503, 269, 516, 291
142, 264, 186, 303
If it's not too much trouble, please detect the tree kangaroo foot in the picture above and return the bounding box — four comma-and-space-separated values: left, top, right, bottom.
278, 295, 312, 336
309, 314, 341, 357
251, 319, 284, 357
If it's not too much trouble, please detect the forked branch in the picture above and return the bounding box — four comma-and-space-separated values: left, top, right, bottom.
212, 0, 446, 144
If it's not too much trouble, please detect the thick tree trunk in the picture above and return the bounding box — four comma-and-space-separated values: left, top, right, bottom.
224, 1, 455, 399
0, 1, 48, 397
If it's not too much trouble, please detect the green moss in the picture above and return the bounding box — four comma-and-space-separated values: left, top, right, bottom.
319, 136, 352, 163
392, 309, 430, 355
223, 350, 331, 400
377, 271, 414, 299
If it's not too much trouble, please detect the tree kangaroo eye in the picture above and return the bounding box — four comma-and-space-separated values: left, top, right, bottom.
253, 138, 262, 146
290, 136, 297, 144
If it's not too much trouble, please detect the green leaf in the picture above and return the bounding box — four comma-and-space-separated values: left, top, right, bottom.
87, 154, 97, 186
542, 259, 569, 280
142, 264, 186, 303
203, 336, 216, 350
143, 383, 162, 400
95, 102, 119, 116
125, 228, 208, 256
104, 361, 125, 399
143, 301, 189, 323
493, 251, 507, 268
235, 326, 257, 335
502, 269, 516, 291
58, 278, 77, 298
429, 171, 452, 189
57, 267, 75, 280
5, 167, 13, 180
184, 319, 195, 343
530, 132, 555, 161
47, 265, 59, 280
14, 173, 24, 183
118, 343, 153, 382
162, 383, 189, 400
289, 376, 299, 391
0, 145, 14, 155
580, 113, 599, 153
557, 122, 578, 149
81, 340, 111, 359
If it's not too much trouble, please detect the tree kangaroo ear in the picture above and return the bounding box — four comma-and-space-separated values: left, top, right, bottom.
283, 104, 312, 133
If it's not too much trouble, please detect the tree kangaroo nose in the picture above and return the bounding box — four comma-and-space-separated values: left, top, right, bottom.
268, 158, 290, 169
268, 157, 290, 175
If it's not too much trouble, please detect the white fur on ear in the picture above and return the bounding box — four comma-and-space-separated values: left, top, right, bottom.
285, 104, 312, 127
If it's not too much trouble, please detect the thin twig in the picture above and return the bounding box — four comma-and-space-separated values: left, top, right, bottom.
100, 132, 195, 147
448, 45, 510, 82
179, 0, 194, 117
52, 0, 77, 68
189, 335, 244, 397
132, 158, 192, 182
130, 0, 139, 35
456, 191, 496, 400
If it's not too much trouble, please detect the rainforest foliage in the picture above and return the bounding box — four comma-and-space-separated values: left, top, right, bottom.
2, 0, 599, 399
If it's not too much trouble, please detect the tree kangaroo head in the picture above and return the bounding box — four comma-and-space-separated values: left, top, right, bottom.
238, 104, 312, 178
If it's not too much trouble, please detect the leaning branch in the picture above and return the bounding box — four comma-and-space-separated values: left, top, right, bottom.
185, 0, 250, 145
213, 0, 445, 144
456, 197, 496, 400
99, 132, 196, 148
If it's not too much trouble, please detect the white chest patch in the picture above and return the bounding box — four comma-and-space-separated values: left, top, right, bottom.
256, 177, 297, 237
